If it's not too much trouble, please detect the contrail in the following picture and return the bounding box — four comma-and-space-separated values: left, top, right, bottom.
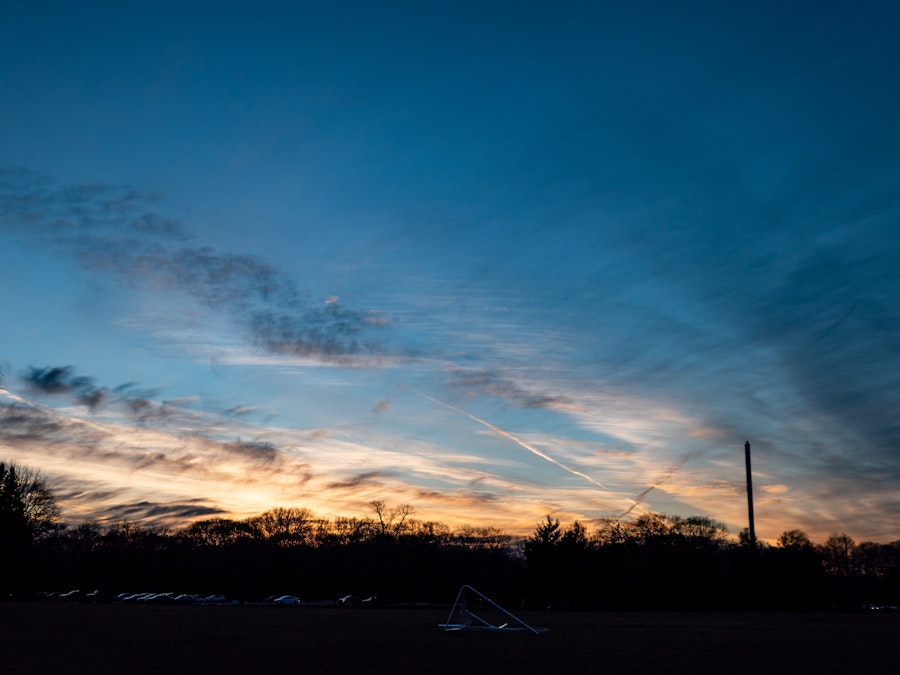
615, 451, 697, 519
411, 388, 607, 490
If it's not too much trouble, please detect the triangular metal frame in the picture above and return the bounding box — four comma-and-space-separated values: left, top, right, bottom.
439, 584, 547, 634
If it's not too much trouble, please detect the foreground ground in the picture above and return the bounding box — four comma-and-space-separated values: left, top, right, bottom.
2, 603, 899, 673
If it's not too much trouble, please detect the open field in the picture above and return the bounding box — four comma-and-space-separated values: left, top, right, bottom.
2, 603, 899, 674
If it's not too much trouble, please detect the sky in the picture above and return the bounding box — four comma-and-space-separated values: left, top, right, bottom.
2, 1, 900, 544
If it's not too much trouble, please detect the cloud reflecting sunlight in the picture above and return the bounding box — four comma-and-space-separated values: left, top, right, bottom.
2, 2, 900, 544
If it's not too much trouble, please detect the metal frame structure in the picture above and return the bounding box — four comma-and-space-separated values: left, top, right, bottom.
439, 585, 547, 634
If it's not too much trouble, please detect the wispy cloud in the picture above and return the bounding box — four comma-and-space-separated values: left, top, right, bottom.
0, 383, 540, 531
71, 499, 226, 529
326, 470, 388, 490
448, 368, 571, 408
1, 170, 393, 364
4, 165, 900, 542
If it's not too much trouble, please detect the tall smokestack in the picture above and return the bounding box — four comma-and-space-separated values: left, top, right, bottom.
744, 440, 756, 548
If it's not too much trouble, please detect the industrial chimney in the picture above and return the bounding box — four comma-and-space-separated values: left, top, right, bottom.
744, 441, 756, 548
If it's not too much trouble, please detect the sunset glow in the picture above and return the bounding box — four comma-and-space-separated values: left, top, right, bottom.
2, 2, 900, 544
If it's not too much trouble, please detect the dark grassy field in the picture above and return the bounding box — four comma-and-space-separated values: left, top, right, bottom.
2, 603, 899, 674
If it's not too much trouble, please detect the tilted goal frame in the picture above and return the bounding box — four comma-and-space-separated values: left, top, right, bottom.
439, 585, 547, 634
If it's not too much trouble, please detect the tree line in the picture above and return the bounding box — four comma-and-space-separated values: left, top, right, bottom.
2, 461, 900, 609
521, 514, 900, 610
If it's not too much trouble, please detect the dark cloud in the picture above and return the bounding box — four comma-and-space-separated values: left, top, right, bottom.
76, 388, 108, 411
0, 396, 279, 483
92, 500, 225, 526
248, 304, 384, 362
449, 368, 570, 408
326, 471, 386, 490
81, 240, 385, 361
20, 366, 107, 410
0, 169, 184, 241
416, 488, 499, 504
120, 394, 185, 424
1, 170, 391, 364
18, 366, 192, 420
79, 243, 304, 310
223, 439, 279, 464
44, 472, 226, 528
0, 402, 69, 444
53, 485, 128, 504
130, 213, 189, 240
225, 405, 258, 417
21, 366, 79, 394
111, 385, 183, 424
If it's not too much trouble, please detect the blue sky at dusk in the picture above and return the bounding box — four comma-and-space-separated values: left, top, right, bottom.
2, 1, 900, 542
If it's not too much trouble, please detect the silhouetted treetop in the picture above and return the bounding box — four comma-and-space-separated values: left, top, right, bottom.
0, 460, 60, 542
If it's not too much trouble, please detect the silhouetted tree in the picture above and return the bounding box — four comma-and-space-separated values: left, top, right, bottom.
369, 500, 415, 538
531, 516, 562, 546
777, 529, 813, 550
737, 527, 764, 549
854, 541, 896, 578
183, 518, 252, 546
762, 529, 825, 609
0, 461, 60, 541
406, 519, 451, 546
247, 507, 315, 546
451, 525, 511, 552
593, 517, 630, 546
630, 512, 671, 544
0, 461, 61, 595
522, 516, 563, 605
323, 516, 376, 546
676, 516, 729, 549
822, 533, 855, 576
556, 521, 594, 606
